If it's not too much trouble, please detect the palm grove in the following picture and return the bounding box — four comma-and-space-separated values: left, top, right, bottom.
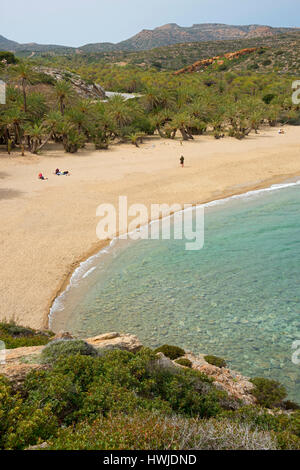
0, 53, 299, 155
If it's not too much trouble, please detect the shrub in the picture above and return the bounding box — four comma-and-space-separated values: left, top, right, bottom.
0, 376, 57, 449
0, 323, 35, 337
154, 344, 185, 360
281, 400, 300, 411
48, 412, 277, 450
4, 405, 57, 450
0, 321, 53, 349
218, 63, 228, 71
24, 369, 84, 420
41, 339, 98, 364
262, 93, 276, 105
250, 377, 287, 408
0, 51, 18, 64
1, 343, 300, 450
221, 405, 300, 450
153, 369, 221, 418
174, 358, 192, 368
33, 73, 56, 86
262, 59, 272, 66
76, 380, 171, 420
204, 355, 227, 368
247, 63, 259, 70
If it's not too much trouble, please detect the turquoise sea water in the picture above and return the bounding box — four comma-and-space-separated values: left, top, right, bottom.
50, 182, 300, 402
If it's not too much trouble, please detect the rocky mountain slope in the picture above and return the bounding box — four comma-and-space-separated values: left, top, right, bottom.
111, 23, 298, 52
33, 66, 106, 99
1, 23, 298, 54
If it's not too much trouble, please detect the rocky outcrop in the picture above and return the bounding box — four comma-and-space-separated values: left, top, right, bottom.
33, 66, 106, 100
174, 48, 258, 75
152, 351, 256, 405
1, 345, 49, 388
0, 332, 254, 404
185, 353, 255, 405
85, 332, 142, 353
0, 332, 142, 386
149, 352, 181, 374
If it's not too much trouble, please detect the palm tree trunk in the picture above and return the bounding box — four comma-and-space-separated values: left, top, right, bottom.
60, 98, 64, 115
14, 123, 21, 145
22, 78, 27, 113
179, 127, 189, 140
36, 134, 52, 152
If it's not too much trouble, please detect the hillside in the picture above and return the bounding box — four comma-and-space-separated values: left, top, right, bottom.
0, 23, 298, 55
34, 31, 300, 75
0, 34, 74, 54
107, 23, 298, 52
0, 34, 19, 51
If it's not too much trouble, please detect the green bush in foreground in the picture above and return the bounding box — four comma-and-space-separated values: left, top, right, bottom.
49, 412, 277, 450
221, 405, 300, 450
0, 322, 53, 349
154, 344, 185, 360
0, 342, 299, 450
0, 376, 57, 449
40, 339, 98, 364
175, 358, 193, 368
250, 377, 287, 408
204, 355, 227, 368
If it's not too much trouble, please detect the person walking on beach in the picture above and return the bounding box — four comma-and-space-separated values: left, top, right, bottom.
180, 155, 184, 168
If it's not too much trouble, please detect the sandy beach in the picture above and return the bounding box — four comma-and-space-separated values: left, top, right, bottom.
0, 125, 299, 330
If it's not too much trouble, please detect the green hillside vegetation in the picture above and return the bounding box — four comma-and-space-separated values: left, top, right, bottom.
30, 32, 300, 73
0, 332, 299, 450
0, 50, 299, 156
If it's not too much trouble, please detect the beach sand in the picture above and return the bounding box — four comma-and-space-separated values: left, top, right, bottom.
0, 126, 299, 330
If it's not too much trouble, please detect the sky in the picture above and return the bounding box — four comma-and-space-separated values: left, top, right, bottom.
2, 0, 300, 47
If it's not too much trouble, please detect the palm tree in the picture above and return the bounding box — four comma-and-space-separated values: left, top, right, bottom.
142, 88, 176, 113
65, 108, 89, 136
0, 112, 13, 152
107, 95, 133, 130
167, 113, 196, 141
43, 111, 63, 141
55, 80, 73, 115
13, 63, 33, 113
127, 132, 145, 147
249, 110, 264, 134
24, 124, 47, 154
63, 129, 85, 153
151, 110, 172, 138
26, 92, 48, 123
4, 107, 25, 145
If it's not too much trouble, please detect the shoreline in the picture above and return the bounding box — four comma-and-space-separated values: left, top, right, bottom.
1, 125, 300, 331
49, 173, 300, 331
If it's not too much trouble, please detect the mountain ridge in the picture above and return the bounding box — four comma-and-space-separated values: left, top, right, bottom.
1, 23, 299, 54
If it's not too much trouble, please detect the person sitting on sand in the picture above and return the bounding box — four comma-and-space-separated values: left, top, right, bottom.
38, 173, 47, 180
180, 155, 184, 168
278, 129, 285, 134
54, 168, 70, 175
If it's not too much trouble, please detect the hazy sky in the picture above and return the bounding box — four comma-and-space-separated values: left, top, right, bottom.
2, 0, 300, 46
